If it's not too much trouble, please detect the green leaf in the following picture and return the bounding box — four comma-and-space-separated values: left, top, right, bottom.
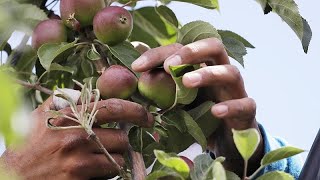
161, 110, 188, 133
87, 46, 101, 61
160, 126, 194, 153
154, 150, 190, 178
108, 41, 141, 75
178, 21, 221, 45
0, 1, 47, 36
221, 37, 247, 67
128, 126, 155, 152
218, 30, 254, 48
155, 5, 179, 28
147, 169, 181, 180
170, 0, 219, 9
190, 154, 213, 180
182, 110, 207, 151
232, 128, 261, 161
256, 0, 312, 53
7, 45, 37, 79
188, 101, 220, 137
226, 171, 241, 180
204, 161, 226, 180
37, 40, 78, 71
261, 146, 304, 166
132, 7, 178, 46
169, 65, 198, 106
81, 59, 95, 77
257, 171, 294, 180
50, 63, 75, 74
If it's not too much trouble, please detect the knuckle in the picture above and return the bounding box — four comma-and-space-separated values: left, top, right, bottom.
228, 65, 241, 81
171, 43, 183, 49
60, 133, 88, 153
64, 159, 87, 176
104, 99, 124, 115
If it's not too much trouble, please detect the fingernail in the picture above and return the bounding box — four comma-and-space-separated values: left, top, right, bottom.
213, 105, 228, 116
166, 55, 182, 67
184, 73, 201, 86
132, 56, 146, 69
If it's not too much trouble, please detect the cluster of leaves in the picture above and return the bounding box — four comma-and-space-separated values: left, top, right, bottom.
147, 128, 304, 180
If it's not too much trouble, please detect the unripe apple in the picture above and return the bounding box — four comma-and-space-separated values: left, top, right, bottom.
96, 65, 137, 99
60, 0, 105, 27
32, 19, 67, 50
93, 6, 133, 45
138, 69, 176, 109
179, 156, 194, 169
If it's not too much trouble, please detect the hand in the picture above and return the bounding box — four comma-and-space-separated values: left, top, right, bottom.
1, 96, 154, 180
131, 38, 263, 176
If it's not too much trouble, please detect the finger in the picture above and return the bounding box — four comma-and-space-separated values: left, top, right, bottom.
211, 98, 256, 130
89, 154, 125, 179
182, 65, 247, 98
65, 153, 124, 179
93, 128, 129, 154
163, 38, 229, 73
57, 99, 154, 127
55, 128, 128, 155
131, 43, 183, 72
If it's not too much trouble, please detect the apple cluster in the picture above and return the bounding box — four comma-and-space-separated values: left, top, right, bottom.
31, 0, 177, 110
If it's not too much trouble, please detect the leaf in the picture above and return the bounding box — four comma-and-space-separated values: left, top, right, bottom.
226, 171, 241, 180
7, 45, 37, 79
161, 110, 188, 133
147, 169, 181, 180
257, 171, 294, 180
182, 110, 207, 151
81, 59, 95, 77
50, 63, 75, 74
87, 46, 101, 61
155, 5, 179, 28
204, 161, 226, 180
37, 40, 78, 71
255, 0, 312, 53
188, 101, 220, 137
221, 37, 247, 67
170, 0, 219, 10
190, 154, 213, 180
232, 128, 261, 161
218, 30, 254, 48
154, 150, 190, 178
108, 41, 141, 75
178, 21, 221, 45
169, 65, 198, 106
132, 7, 178, 46
160, 126, 194, 153
0, 1, 47, 35
261, 146, 304, 166
128, 126, 155, 152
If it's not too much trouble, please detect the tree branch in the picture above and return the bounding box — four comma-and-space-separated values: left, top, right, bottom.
16, 79, 53, 95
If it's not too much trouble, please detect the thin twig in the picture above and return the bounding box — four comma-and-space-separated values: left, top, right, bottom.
16, 79, 53, 95
243, 160, 248, 180
88, 130, 129, 178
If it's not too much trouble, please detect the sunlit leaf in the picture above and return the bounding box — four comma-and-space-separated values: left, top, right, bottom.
154, 150, 190, 178
257, 171, 294, 180
261, 146, 304, 166
232, 128, 261, 161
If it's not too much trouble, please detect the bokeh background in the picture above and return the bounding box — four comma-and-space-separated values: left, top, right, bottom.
3, 0, 319, 160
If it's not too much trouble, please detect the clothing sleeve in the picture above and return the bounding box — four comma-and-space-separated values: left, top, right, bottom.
258, 124, 303, 179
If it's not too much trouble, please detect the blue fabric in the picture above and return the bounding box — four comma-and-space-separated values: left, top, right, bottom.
258, 124, 303, 179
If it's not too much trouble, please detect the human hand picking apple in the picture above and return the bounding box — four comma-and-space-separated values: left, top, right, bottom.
1, 96, 154, 180
131, 38, 264, 176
